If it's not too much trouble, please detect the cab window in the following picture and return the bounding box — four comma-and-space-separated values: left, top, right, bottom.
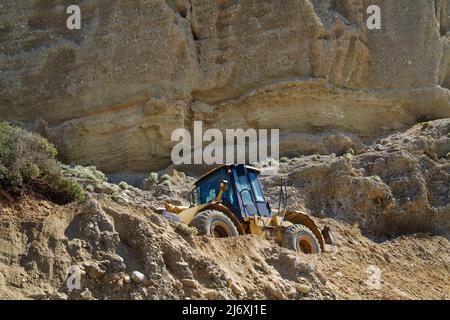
248, 171, 265, 202
196, 169, 228, 204
234, 172, 254, 205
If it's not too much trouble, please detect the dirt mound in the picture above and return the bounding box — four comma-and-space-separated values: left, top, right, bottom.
0, 194, 448, 300
262, 119, 450, 238
0, 120, 449, 300
0, 195, 330, 300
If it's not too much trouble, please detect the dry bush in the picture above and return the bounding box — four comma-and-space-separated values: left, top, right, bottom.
0, 122, 84, 202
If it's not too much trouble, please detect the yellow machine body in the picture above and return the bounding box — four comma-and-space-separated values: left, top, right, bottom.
165, 202, 326, 252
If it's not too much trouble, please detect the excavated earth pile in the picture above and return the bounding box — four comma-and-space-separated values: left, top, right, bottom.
0, 120, 449, 300
1, 0, 450, 174
262, 119, 450, 238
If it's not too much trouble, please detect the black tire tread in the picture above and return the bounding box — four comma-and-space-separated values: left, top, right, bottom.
189, 210, 239, 237
281, 224, 321, 254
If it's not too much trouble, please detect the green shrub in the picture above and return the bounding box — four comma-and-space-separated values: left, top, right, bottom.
112, 194, 129, 205
118, 181, 129, 190
144, 172, 159, 188
7, 171, 23, 189
344, 153, 353, 161
345, 148, 355, 155
0, 22, 13, 35
112, 184, 121, 195
22, 164, 41, 182
161, 180, 171, 187
0, 122, 84, 202
51, 173, 85, 202
148, 172, 158, 181
0, 122, 57, 168
175, 223, 198, 237
62, 164, 106, 183
0, 164, 7, 179
160, 173, 171, 181
370, 175, 383, 183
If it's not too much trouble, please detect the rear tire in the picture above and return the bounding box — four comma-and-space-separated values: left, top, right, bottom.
189, 210, 239, 238
282, 224, 321, 254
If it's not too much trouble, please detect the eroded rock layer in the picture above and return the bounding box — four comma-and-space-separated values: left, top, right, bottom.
0, 0, 449, 173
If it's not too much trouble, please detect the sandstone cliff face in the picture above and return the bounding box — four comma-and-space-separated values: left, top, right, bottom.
0, 0, 449, 174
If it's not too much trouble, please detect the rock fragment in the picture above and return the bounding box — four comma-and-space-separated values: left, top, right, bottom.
131, 271, 147, 284
84, 263, 106, 279
181, 278, 198, 288
296, 284, 311, 294
80, 288, 93, 300
230, 282, 244, 296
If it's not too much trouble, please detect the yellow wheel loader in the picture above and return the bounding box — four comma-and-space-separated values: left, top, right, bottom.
163, 164, 333, 253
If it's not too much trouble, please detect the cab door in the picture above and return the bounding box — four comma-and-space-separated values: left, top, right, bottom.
247, 171, 272, 217
232, 165, 259, 218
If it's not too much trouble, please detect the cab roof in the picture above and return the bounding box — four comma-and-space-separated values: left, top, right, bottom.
195, 164, 260, 186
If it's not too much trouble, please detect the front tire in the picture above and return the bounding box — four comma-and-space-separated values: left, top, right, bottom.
189, 210, 239, 238
282, 224, 321, 254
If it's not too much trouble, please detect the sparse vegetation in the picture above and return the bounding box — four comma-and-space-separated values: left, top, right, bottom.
175, 223, 198, 237
345, 148, 355, 155
148, 172, 158, 182
161, 180, 171, 187
370, 175, 383, 183
143, 172, 159, 188
62, 164, 106, 184
119, 181, 129, 190
0, 21, 13, 35
51, 173, 85, 202
0, 122, 84, 202
160, 173, 171, 181
159, 174, 172, 187
111, 187, 121, 198
344, 153, 353, 161
112, 194, 128, 205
